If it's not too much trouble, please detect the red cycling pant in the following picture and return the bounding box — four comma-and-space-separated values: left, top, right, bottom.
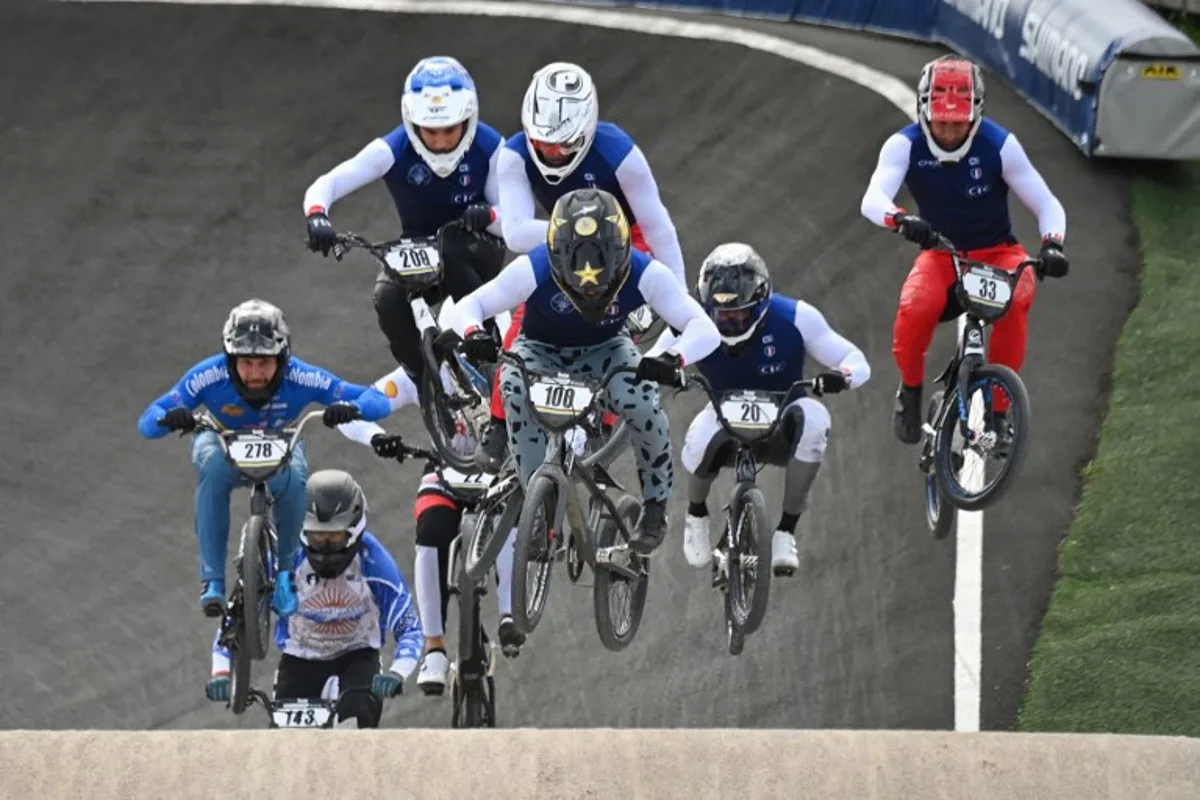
892, 242, 1035, 412
489, 224, 649, 422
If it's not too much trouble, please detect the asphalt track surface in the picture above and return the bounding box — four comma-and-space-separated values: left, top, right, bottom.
0, 0, 1136, 731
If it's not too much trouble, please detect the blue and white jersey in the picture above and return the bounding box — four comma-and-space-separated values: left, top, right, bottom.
211, 533, 424, 677
302, 123, 506, 239
860, 117, 1066, 251
136, 354, 393, 438
520, 246, 651, 348
497, 121, 687, 286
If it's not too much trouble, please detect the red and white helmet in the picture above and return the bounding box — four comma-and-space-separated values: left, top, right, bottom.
916, 55, 986, 162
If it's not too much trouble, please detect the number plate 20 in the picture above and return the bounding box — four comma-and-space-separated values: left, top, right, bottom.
720, 395, 779, 430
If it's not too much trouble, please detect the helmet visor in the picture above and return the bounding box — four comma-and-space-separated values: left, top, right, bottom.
928, 66, 976, 123
711, 306, 757, 338
532, 136, 585, 166
227, 318, 280, 355
303, 528, 350, 554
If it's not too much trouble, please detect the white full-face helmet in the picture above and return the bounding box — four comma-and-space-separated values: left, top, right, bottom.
401, 55, 480, 178
520, 61, 599, 185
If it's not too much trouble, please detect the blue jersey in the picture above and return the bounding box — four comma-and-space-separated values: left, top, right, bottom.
381, 122, 504, 236
136, 354, 392, 438
212, 533, 424, 667
694, 294, 809, 394
901, 119, 1014, 251
505, 121, 638, 223
520, 245, 651, 348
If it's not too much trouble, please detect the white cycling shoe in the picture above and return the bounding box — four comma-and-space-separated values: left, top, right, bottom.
417, 649, 448, 696
771, 531, 799, 577
683, 514, 713, 569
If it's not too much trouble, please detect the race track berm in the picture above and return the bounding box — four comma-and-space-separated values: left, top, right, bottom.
0, 0, 1196, 796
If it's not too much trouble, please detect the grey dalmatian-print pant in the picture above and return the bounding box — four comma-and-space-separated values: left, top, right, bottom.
499, 333, 673, 503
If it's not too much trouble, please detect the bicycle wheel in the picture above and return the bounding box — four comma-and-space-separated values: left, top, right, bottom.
934, 364, 1032, 512
463, 484, 522, 583
419, 359, 481, 474
511, 475, 559, 636
453, 571, 494, 729
726, 484, 773, 635
923, 391, 955, 541
241, 516, 273, 661
592, 494, 649, 652
228, 619, 253, 715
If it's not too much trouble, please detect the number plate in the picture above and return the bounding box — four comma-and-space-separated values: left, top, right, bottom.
441, 466, 493, 490
529, 376, 594, 416
228, 435, 288, 467
272, 702, 332, 728
720, 394, 780, 431
961, 265, 1012, 307
383, 241, 440, 275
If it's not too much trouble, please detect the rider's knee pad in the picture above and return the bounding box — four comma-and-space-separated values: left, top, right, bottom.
415, 503, 461, 549
779, 403, 806, 449
336, 690, 382, 729
695, 436, 736, 479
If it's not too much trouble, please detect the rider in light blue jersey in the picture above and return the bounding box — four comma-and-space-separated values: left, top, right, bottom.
137, 299, 393, 619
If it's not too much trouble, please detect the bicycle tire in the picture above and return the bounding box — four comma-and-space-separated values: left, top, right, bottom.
727, 484, 773, 635
463, 485, 523, 583
935, 363, 1032, 512
923, 391, 955, 540
419, 360, 479, 474
241, 516, 272, 662
454, 565, 492, 729
228, 622, 253, 715
511, 475, 559, 636
592, 494, 649, 652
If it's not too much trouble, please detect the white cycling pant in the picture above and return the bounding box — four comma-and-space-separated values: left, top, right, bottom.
680, 396, 831, 475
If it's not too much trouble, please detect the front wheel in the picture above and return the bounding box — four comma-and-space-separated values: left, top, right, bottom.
592, 494, 649, 652
934, 364, 1032, 512
923, 391, 955, 541
463, 487, 522, 583
419, 333, 484, 473
511, 475, 559, 636
726, 485, 773, 635
228, 620, 252, 715
240, 516, 273, 662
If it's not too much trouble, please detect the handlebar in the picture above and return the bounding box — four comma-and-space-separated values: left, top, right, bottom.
929, 231, 1044, 284
497, 350, 641, 394
192, 407, 331, 445
683, 371, 817, 440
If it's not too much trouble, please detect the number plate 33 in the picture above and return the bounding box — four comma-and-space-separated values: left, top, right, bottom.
961, 265, 1012, 307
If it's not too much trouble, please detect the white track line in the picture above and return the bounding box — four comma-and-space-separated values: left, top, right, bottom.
60, 0, 983, 732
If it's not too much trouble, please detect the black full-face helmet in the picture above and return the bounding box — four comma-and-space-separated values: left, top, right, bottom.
301, 469, 368, 580
221, 298, 291, 408
696, 243, 772, 348
546, 188, 632, 324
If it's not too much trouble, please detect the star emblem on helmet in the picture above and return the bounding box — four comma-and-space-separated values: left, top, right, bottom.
574, 216, 598, 236
574, 262, 603, 286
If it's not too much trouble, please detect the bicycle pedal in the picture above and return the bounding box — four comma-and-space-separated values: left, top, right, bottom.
773, 565, 796, 578
501, 643, 521, 659
419, 682, 446, 697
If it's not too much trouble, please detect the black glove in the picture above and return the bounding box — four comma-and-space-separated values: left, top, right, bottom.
461, 203, 494, 233
892, 212, 938, 250
306, 210, 337, 256
1038, 239, 1069, 279
635, 353, 684, 387
322, 402, 360, 427
433, 328, 463, 363
160, 407, 196, 432
462, 328, 498, 363
812, 370, 850, 397
371, 434, 403, 459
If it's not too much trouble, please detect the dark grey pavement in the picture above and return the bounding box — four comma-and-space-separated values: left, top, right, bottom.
0, 0, 1135, 731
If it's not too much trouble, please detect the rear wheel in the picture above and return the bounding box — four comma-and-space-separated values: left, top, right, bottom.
727, 485, 772, 635
511, 475, 558, 636
241, 516, 273, 662
463, 486, 522, 583
592, 495, 649, 652
228, 618, 253, 715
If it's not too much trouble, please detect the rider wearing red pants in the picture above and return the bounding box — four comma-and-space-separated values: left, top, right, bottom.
860, 55, 1070, 445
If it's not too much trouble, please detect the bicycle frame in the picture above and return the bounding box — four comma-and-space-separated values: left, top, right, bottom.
498, 352, 643, 580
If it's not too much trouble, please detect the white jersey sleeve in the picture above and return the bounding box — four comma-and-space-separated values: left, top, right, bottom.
336, 366, 420, 445
483, 140, 505, 238
497, 147, 548, 253
444, 256, 539, 336
637, 261, 720, 366
615, 146, 686, 287
794, 301, 871, 389
1000, 133, 1066, 242
860, 132, 912, 227
303, 138, 396, 213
